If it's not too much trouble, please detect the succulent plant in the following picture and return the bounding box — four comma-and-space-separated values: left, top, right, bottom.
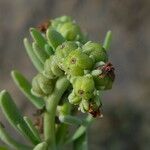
0, 15, 115, 150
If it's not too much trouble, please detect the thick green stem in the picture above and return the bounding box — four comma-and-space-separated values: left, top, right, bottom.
44, 76, 70, 150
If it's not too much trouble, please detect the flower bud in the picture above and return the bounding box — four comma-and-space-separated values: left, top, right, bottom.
73, 75, 95, 100
51, 16, 73, 29
43, 55, 64, 79
68, 90, 82, 105
31, 73, 54, 97
93, 62, 115, 90
64, 50, 93, 76
58, 22, 83, 41
59, 16, 73, 22
82, 41, 108, 63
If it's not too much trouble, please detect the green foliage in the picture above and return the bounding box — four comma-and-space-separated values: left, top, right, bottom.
33, 142, 48, 150
24, 38, 44, 72
11, 70, 45, 109
46, 28, 65, 49
0, 15, 114, 150
0, 91, 40, 144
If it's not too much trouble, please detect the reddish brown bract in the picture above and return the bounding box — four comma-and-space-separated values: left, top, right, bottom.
98, 62, 115, 81
37, 21, 50, 33
88, 103, 101, 118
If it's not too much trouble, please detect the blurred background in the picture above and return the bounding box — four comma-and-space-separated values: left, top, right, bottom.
0, 0, 150, 149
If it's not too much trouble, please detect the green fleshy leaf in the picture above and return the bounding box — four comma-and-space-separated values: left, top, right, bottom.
0, 123, 32, 150
44, 44, 54, 55
73, 132, 88, 150
32, 42, 49, 64
72, 126, 86, 142
24, 38, 44, 72
11, 70, 45, 109
103, 30, 112, 51
0, 90, 24, 130
17, 124, 40, 145
23, 117, 41, 142
46, 28, 65, 49
59, 115, 83, 126
56, 103, 71, 146
0, 90, 40, 145
67, 115, 93, 143
30, 28, 47, 49
33, 142, 48, 150
56, 124, 67, 146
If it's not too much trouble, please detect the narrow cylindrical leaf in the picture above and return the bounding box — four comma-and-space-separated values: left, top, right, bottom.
103, 30, 112, 51
33, 142, 48, 150
0, 123, 32, 150
46, 28, 65, 49
68, 115, 93, 142
0, 90, 25, 130
73, 132, 88, 150
23, 116, 41, 142
72, 126, 86, 142
32, 42, 49, 64
11, 70, 45, 109
44, 44, 54, 55
17, 124, 40, 145
24, 38, 44, 72
30, 28, 47, 49
56, 124, 67, 146
59, 115, 83, 126
0, 90, 40, 145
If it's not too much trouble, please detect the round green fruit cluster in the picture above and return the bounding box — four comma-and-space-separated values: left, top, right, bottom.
30, 16, 115, 117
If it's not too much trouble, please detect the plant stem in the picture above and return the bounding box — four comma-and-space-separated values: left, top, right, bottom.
44, 76, 70, 150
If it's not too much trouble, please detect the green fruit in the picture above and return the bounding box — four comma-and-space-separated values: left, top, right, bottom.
59, 22, 82, 41
64, 50, 93, 76
55, 41, 78, 69
73, 75, 95, 100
